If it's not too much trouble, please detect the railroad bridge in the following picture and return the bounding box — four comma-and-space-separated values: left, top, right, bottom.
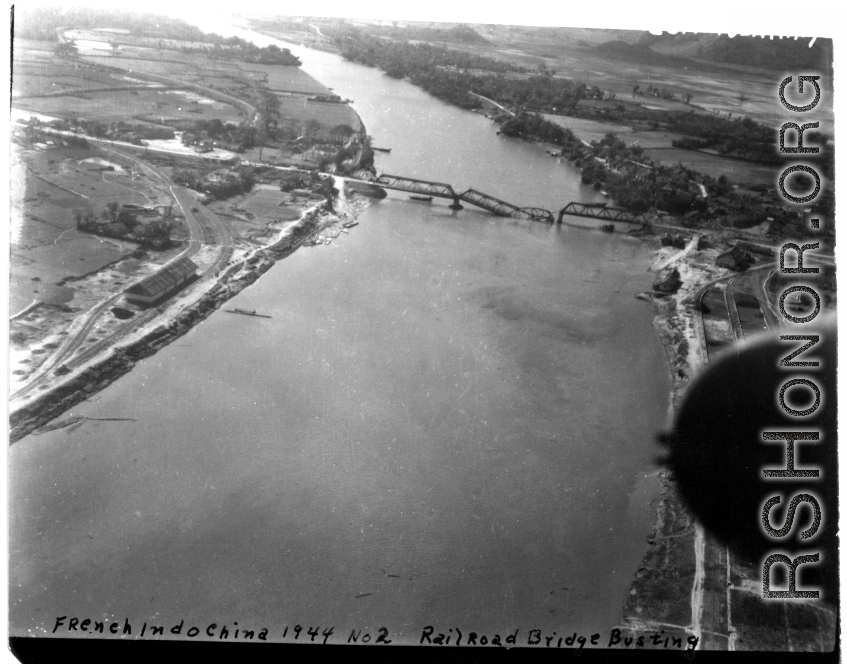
347, 173, 648, 228
369, 174, 554, 223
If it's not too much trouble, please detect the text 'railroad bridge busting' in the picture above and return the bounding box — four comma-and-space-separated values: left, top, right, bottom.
356, 174, 648, 228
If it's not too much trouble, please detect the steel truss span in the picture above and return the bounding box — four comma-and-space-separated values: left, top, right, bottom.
558, 202, 648, 225
369, 175, 554, 222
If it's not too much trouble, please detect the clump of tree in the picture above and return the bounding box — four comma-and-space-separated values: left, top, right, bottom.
181, 119, 258, 152
206, 169, 255, 200
633, 83, 684, 102
54, 41, 78, 58
181, 38, 300, 66
75, 202, 172, 249
173, 168, 255, 200
330, 124, 356, 144
499, 113, 578, 146
668, 115, 780, 164
333, 30, 525, 75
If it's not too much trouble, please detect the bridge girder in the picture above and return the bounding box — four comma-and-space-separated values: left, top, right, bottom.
559, 202, 646, 225
519, 207, 554, 223
373, 174, 456, 199
459, 188, 521, 217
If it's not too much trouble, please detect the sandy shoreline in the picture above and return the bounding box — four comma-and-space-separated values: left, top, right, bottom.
619, 239, 721, 638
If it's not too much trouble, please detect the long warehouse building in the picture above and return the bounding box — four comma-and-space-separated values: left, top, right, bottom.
124, 256, 199, 305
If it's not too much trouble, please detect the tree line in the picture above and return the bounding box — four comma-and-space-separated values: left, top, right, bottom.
179, 39, 300, 66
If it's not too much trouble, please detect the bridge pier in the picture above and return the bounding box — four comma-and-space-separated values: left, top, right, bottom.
449, 197, 463, 211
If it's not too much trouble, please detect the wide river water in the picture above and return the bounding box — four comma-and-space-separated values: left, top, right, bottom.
9, 23, 672, 643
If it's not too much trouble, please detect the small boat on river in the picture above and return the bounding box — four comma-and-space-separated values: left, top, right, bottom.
372, 146, 392, 153
600, 224, 615, 233
343, 221, 359, 228
409, 196, 433, 202
226, 308, 272, 319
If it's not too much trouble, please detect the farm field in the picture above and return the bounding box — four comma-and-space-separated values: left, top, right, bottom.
13, 87, 245, 124
239, 63, 329, 94
541, 114, 775, 185
74, 38, 310, 101
625, 130, 688, 149
11, 39, 55, 58
83, 52, 206, 77
542, 115, 690, 151
12, 61, 129, 97
17, 30, 355, 138
11, 236, 126, 311
542, 114, 635, 143
276, 96, 361, 131
642, 147, 777, 185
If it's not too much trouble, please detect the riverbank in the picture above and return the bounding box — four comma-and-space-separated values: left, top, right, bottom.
9, 191, 370, 444
618, 239, 719, 644
618, 239, 837, 651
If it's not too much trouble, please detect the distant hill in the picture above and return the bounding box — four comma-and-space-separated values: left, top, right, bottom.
594, 40, 687, 66
444, 24, 489, 45
701, 34, 830, 70
650, 33, 832, 71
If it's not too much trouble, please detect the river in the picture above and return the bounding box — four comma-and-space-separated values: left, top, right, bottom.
9, 21, 672, 643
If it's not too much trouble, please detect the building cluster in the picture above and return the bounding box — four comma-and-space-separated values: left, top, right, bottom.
180, 131, 245, 154
76, 203, 174, 249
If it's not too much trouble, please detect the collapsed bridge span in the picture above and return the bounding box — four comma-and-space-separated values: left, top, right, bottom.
362, 174, 554, 222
